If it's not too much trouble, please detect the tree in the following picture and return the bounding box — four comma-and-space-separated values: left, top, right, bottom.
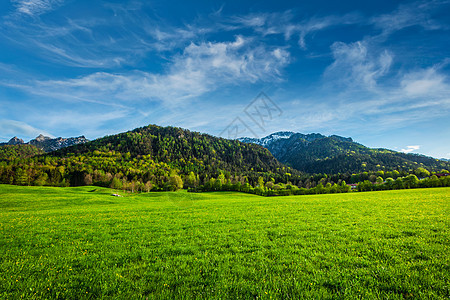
257, 176, 265, 188
84, 173, 93, 185
145, 181, 153, 192
213, 177, 222, 190
393, 177, 404, 189
429, 175, 440, 187
316, 183, 325, 194
111, 177, 122, 190
34, 172, 48, 186
357, 180, 373, 192
14, 168, 28, 185
217, 173, 226, 185
265, 181, 274, 189
404, 174, 419, 189
186, 171, 197, 188
340, 181, 351, 193
385, 177, 394, 189
168, 173, 183, 191
414, 167, 430, 178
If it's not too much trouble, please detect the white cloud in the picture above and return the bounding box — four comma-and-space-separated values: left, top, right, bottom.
14, 36, 290, 105
0, 119, 54, 141
401, 67, 447, 97
324, 41, 393, 89
296, 13, 362, 49
230, 11, 362, 49
370, 0, 446, 37
401, 145, 420, 153
12, 0, 64, 16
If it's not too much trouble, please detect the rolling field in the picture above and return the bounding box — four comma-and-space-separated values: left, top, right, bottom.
0, 185, 449, 299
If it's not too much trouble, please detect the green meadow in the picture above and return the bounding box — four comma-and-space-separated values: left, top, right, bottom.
0, 185, 449, 299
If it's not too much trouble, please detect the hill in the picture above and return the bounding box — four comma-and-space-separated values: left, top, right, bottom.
0, 144, 45, 161
0, 125, 299, 189
239, 132, 450, 174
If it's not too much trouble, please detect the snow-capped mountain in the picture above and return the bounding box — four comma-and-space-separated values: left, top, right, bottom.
236, 131, 449, 173
0, 134, 88, 152
238, 131, 295, 147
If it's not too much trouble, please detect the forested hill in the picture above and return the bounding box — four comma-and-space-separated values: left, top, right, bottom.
239, 132, 450, 174
0, 144, 44, 161
54, 125, 296, 177
0, 125, 299, 188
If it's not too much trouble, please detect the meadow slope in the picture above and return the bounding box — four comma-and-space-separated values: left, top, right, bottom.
0, 185, 449, 299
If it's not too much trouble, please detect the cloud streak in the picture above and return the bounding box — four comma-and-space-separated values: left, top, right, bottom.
0, 119, 54, 141
12, 0, 64, 16
370, 0, 448, 37
324, 41, 393, 90
1, 36, 290, 106
401, 145, 420, 153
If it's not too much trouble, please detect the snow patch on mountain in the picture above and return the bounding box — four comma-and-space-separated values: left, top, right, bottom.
238, 131, 295, 147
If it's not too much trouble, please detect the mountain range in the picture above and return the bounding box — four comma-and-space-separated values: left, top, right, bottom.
238, 132, 449, 174
1, 127, 448, 182
0, 125, 299, 188
0, 134, 88, 152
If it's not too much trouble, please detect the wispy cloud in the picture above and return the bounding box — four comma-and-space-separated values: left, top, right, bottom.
401, 145, 420, 153
294, 13, 363, 49
0, 119, 54, 141
401, 66, 448, 97
1, 36, 290, 106
324, 41, 393, 90
370, 0, 448, 37
11, 0, 64, 16
230, 11, 362, 49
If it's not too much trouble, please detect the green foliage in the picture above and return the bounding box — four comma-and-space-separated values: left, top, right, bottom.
1, 125, 449, 197
0, 144, 44, 161
167, 173, 183, 191
264, 135, 450, 174
0, 125, 302, 191
415, 167, 431, 178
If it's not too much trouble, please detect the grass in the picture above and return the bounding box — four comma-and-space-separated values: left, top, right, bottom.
0, 185, 449, 299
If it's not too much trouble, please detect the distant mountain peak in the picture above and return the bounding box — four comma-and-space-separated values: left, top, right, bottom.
238, 131, 449, 173
7, 136, 25, 145
1, 135, 89, 152
238, 131, 295, 146
34, 134, 51, 142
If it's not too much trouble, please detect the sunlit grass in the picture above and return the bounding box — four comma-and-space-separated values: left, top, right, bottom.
0, 185, 448, 299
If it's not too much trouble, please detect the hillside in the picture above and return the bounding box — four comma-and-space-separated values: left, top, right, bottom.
239, 132, 450, 174
0, 125, 299, 188
0, 144, 45, 161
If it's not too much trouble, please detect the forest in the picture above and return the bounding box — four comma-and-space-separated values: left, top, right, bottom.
1, 124, 449, 196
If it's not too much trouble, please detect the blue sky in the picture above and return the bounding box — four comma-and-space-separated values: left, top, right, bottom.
0, 0, 449, 159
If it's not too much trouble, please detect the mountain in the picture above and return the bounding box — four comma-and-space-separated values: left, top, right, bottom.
54, 125, 298, 177
4, 136, 25, 145
238, 131, 295, 147
0, 125, 300, 188
238, 132, 450, 174
0, 134, 88, 152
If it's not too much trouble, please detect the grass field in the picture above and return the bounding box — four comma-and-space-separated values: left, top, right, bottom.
0, 185, 449, 299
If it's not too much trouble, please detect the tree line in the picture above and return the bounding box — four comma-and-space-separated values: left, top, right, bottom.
1, 125, 449, 196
